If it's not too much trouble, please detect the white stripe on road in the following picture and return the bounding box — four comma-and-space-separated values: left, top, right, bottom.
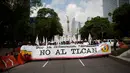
79, 59, 85, 66
42, 61, 48, 67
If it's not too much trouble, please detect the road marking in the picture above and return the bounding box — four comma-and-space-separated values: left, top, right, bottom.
79, 59, 85, 66
42, 61, 48, 67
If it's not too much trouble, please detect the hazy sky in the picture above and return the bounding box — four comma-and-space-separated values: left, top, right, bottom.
30, 0, 103, 34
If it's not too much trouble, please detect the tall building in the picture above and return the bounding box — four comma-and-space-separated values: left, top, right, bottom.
78, 22, 81, 30
71, 17, 76, 35
103, 0, 118, 22
77, 22, 81, 34
118, 0, 130, 7
103, 0, 130, 22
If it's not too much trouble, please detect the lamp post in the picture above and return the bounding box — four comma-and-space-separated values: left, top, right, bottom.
66, 15, 69, 34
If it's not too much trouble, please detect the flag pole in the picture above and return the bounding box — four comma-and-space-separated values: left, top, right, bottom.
46, 38, 48, 48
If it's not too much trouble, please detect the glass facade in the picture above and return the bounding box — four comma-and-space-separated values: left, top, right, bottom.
103, 0, 130, 22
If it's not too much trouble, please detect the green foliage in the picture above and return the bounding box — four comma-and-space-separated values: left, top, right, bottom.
112, 3, 130, 37
108, 12, 112, 16
80, 16, 115, 40
35, 8, 63, 41
0, 0, 30, 47
12, 0, 30, 41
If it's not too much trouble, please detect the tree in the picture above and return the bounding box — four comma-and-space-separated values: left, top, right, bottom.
35, 8, 63, 41
108, 12, 112, 17
80, 16, 113, 40
0, 1, 13, 46
106, 23, 117, 38
79, 26, 89, 40
112, 3, 130, 37
0, 0, 30, 47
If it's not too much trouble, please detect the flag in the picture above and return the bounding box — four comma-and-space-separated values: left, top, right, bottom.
78, 35, 81, 41
45, 38, 48, 47
88, 33, 92, 45
35, 35, 39, 45
42, 36, 45, 43
50, 38, 54, 43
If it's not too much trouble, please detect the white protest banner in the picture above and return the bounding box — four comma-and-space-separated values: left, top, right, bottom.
20, 43, 111, 60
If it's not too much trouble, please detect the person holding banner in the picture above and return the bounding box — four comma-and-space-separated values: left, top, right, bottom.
113, 38, 118, 51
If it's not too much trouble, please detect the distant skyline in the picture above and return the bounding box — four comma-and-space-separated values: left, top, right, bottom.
103, 0, 130, 22
30, 0, 103, 34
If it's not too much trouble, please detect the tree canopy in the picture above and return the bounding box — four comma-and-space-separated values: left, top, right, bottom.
35, 8, 63, 41
80, 16, 115, 40
112, 3, 130, 37
0, 0, 30, 47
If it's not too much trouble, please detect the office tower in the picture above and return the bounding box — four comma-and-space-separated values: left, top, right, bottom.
77, 22, 81, 34
118, 0, 130, 7
78, 22, 81, 30
103, 0, 118, 22
71, 17, 76, 35
103, 0, 130, 22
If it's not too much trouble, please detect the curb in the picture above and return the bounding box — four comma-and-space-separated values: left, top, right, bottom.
109, 55, 130, 67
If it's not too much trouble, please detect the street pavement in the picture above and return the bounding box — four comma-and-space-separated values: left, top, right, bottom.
2, 57, 130, 73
